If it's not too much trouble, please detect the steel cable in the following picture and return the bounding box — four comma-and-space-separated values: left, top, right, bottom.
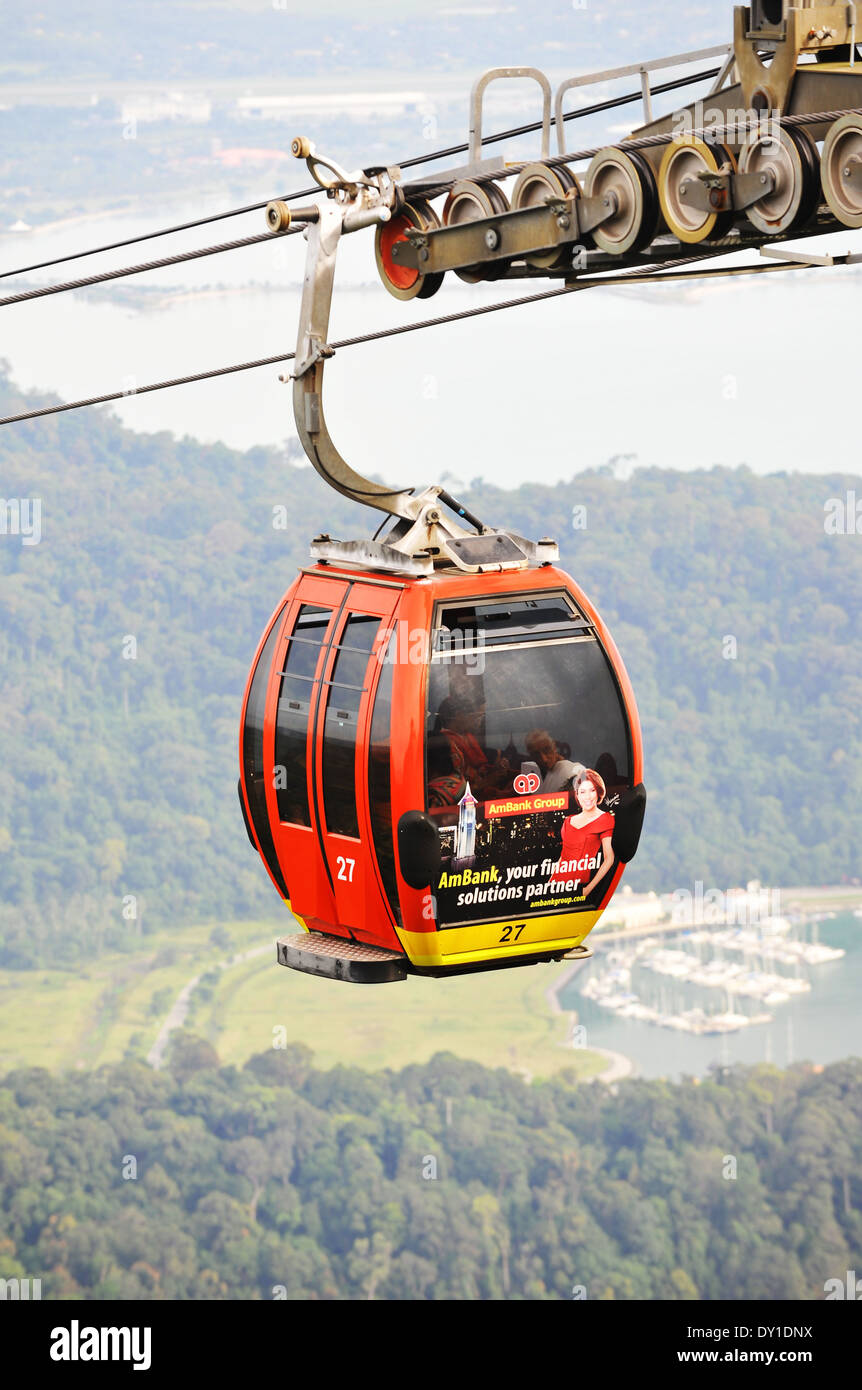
0, 64, 724, 281
0, 252, 827, 428
0, 226, 303, 308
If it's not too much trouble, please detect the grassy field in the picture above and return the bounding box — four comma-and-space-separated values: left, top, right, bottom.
0, 919, 606, 1082
208, 947, 606, 1079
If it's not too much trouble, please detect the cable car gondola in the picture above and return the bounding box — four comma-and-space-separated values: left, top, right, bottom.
239, 161, 646, 984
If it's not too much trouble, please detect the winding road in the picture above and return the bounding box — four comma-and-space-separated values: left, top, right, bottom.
146, 943, 272, 1069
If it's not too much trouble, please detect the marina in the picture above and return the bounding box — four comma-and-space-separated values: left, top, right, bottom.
561, 898, 859, 1072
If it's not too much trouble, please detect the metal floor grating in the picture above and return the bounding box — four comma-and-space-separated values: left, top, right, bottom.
279, 931, 404, 961
276, 931, 408, 983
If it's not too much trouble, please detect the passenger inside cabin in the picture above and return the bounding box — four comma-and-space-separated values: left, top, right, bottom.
525, 729, 584, 794
595, 750, 626, 792
432, 694, 512, 799
427, 735, 467, 808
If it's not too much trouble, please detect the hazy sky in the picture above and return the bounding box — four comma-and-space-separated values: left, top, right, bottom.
2, 0, 860, 481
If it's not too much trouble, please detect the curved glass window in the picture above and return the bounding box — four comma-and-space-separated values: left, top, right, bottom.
368, 632, 400, 924
433, 594, 592, 653
427, 596, 629, 790
425, 594, 631, 928
275, 605, 333, 826
321, 615, 381, 838
242, 605, 288, 897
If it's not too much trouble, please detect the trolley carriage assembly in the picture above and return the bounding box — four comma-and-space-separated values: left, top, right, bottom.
239, 3, 861, 982
366, 4, 862, 290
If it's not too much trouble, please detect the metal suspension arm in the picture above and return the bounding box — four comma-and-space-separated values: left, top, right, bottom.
288, 193, 423, 520
270, 141, 557, 574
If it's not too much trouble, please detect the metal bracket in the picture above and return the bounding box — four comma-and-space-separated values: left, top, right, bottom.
675, 166, 778, 212
678, 167, 776, 214
760, 246, 836, 266
290, 335, 335, 381
291, 135, 382, 196
731, 168, 778, 212
309, 535, 434, 576
389, 192, 615, 275
759, 244, 862, 266
577, 191, 620, 236
390, 199, 576, 272
733, 4, 854, 110
678, 170, 734, 215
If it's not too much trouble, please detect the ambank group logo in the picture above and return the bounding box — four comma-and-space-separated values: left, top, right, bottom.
486, 792, 567, 818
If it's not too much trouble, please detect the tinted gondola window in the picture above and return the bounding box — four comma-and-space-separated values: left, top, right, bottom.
275, 605, 333, 826
425, 594, 631, 927
368, 632, 401, 923
242, 603, 289, 897
321, 615, 381, 838
427, 597, 629, 785
433, 594, 592, 651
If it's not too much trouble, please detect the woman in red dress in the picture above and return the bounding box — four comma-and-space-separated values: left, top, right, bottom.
550, 769, 615, 900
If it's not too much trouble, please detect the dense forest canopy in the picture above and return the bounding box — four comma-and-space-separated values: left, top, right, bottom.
0, 370, 860, 967
0, 1044, 859, 1300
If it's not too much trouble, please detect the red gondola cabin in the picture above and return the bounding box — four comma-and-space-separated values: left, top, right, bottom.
239, 559, 645, 981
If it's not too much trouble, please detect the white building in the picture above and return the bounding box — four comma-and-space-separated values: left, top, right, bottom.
600, 887, 667, 930
121, 94, 212, 124
235, 91, 428, 121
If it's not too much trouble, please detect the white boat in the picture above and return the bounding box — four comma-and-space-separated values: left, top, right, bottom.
802, 943, 845, 963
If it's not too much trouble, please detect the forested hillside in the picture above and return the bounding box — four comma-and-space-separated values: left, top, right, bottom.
1, 370, 860, 967
0, 1044, 859, 1300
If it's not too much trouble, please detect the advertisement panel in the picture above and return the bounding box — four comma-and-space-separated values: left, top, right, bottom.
429, 771, 619, 928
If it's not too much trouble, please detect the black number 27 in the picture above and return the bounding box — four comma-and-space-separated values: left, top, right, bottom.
500, 924, 526, 943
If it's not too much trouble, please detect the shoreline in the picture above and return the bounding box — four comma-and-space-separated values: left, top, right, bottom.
542, 889, 862, 1084
545, 957, 636, 1085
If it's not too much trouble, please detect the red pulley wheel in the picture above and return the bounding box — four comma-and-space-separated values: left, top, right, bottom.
375, 199, 444, 301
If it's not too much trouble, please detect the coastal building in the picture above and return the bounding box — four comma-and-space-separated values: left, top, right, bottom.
599, 886, 666, 931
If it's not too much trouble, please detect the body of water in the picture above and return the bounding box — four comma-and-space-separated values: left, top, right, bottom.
561, 912, 862, 1079
2, 205, 861, 479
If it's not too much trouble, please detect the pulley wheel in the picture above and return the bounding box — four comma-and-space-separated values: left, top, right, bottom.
820, 113, 862, 228
658, 137, 736, 243
510, 161, 582, 269
441, 179, 510, 282
583, 147, 660, 255
738, 126, 820, 235
374, 198, 445, 301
